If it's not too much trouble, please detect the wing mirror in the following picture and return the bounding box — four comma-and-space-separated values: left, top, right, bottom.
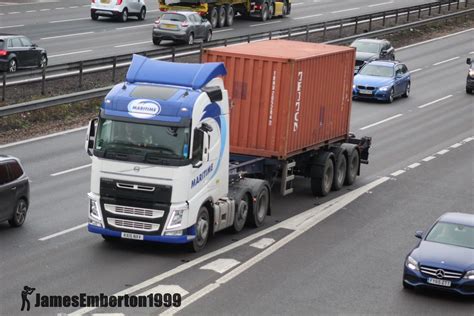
85, 118, 98, 156
200, 122, 213, 132
467, 58, 472, 65
415, 231, 423, 239
32, 43, 38, 48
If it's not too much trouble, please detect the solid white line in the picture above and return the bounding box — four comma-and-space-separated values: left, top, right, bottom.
436, 149, 449, 155
41, 31, 94, 40
214, 28, 234, 33
418, 95, 452, 109
422, 156, 436, 162
0, 126, 87, 149
397, 28, 474, 51
450, 143, 462, 148
410, 68, 422, 73
161, 177, 390, 315
0, 24, 24, 29
368, 1, 393, 7
39, 223, 87, 241
390, 170, 405, 177
331, 7, 359, 14
359, 114, 403, 130
115, 23, 153, 30
71, 177, 389, 315
49, 50, 92, 58
114, 41, 150, 48
50, 17, 90, 23
50, 164, 91, 177
294, 14, 323, 20
249, 20, 282, 27
463, 137, 474, 142
250, 238, 275, 249
407, 162, 420, 169
433, 56, 459, 66
200, 259, 240, 274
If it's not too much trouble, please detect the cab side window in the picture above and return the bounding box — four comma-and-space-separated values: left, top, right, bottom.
192, 129, 204, 161
0, 163, 9, 185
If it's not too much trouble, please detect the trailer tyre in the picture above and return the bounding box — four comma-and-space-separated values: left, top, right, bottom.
310, 153, 334, 197
217, 6, 226, 28
345, 149, 359, 186
225, 5, 234, 26
332, 151, 347, 191
261, 3, 269, 22
248, 186, 269, 227
209, 7, 218, 29
232, 195, 249, 233
189, 206, 210, 252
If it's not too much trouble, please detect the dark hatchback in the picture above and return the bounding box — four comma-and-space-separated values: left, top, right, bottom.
0, 34, 48, 73
403, 212, 474, 296
0, 155, 30, 227
466, 58, 474, 94
350, 38, 395, 74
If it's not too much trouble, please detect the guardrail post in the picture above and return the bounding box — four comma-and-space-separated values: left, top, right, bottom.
339, 19, 343, 38
465, 0, 468, 8
354, 16, 358, 34
395, 9, 399, 24
407, 8, 410, 22
382, 11, 386, 26
418, 5, 421, 19
269, 31, 272, 40
305, 24, 309, 41
41, 65, 46, 95
112, 56, 117, 83
79, 61, 83, 89
369, 14, 373, 31
247, 34, 251, 43
456, 0, 459, 10
2, 72, 5, 102
171, 46, 175, 62
428, 3, 432, 16
448, 0, 451, 11
323, 22, 327, 41
288, 28, 292, 39
224, 39, 228, 47
438, 2, 442, 14
199, 42, 203, 63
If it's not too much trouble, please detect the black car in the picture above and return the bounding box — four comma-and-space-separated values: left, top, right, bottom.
350, 38, 395, 74
0, 155, 30, 227
0, 34, 47, 73
466, 58, 474, 94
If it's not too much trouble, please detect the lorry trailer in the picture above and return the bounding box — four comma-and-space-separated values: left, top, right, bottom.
85, 40, 370, 251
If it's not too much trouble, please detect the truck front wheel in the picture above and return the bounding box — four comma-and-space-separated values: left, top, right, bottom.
248, 187, 269, 227
310, 153, 334, 197
189, 206, 210, 252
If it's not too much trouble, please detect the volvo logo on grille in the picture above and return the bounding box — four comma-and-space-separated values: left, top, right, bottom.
133, 166, 140, 172
436, 269, 445, 279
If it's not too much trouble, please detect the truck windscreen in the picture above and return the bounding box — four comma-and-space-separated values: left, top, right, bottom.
95, 119, 190, 163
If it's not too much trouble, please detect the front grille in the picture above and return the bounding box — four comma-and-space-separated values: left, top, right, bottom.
116, 182, 155, 192
104, 204, 164, 219
357, 85, 376, 90
107, 218, 160, 232
420, 266, 463, 280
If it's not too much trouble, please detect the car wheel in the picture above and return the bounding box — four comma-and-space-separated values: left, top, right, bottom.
204, 30, 212, 42
217, 5, 226, 28
225, 5, 234, 26
187, 33, 194, 45
152, 37, 161, 45
261, 3, 269, 22
466, 87, 473, 94
188, 206, 210, 252
387, 88, 394, 103
121, 8, 128, 22
138, 7, 146, 21
402, 82, 410, 98
39, 54, 47, 69
8, 59, 17, 73
8, 199, 28, 227
91, 11, 99, 20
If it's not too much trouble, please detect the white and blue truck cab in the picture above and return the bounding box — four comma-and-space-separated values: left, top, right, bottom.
85, 55, 270, 251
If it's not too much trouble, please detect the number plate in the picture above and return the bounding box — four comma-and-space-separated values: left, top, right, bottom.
121, 232, 144, 240
163, 24, 178, 30
359, 89, 372, 95
427, 278, 451, 287
101, 0, 110, 3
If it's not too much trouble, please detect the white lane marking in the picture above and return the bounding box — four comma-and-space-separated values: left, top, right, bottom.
0, 126, 87, 149
359, 114, 403, 130
407, 162, 420, 169
249, 20, 282, 27
55, 7, 65, 10
0, 24, 24, 29
368, 1, 393, 7
331, 7, 359, 14
450, 143, 462, 148
464, 137, 474, 142
292, 2, 303, 6
214, 28, 234, 33
70, 6, 78, 8
40, 8, 50, 11
50, 17, 90, 23
26, 10, 37, 13
250, 237, 275, 249
139, 285, 189, 297
41, 32, 95, 40
148, 9, 160, 12
294, 14, 323, 20
398, 28, 473, 51
71, 176, 389, 316
48, 50, 92, 58
161, 177, 390, 316
418, 95, 452, 109
50, 164, 91, 177
39, 223, 87, 241
115, 23, 154, 30
410, 68, 422, 73
114, 41, 151, 48
433, 56, 459, 66
200, 259, 240, 274
436, 149, 449, 155
390, 170, 405, 177
8, 11, 20, 14
422, 156, 436, 162
92, 314, 124, 316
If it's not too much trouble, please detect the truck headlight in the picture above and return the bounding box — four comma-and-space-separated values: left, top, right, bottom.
167, 204, 188, 229
89, 199, 101, 221
464, 270, 474, 280
405, 256, 419, 271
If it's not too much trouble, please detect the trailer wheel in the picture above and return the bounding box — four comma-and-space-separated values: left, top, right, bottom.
261, 3, 269, 22
345, 149, 359, 186
217, 6, 226, 28
268, 2, 274, 19
248, 187, 269, 227
225, 5, 234, 26
310, 152, 334, 197
189, 206, 210, 252
209, 7, 218, 29
332, 150, 347, 191
232, 194, 249, 233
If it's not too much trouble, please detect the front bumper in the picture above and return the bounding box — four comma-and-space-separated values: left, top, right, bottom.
153, 28, 187, 41
403, 266, 474, 296
91, 8, 121, 17
353, 87, 390, 101
466, 76, 474, 89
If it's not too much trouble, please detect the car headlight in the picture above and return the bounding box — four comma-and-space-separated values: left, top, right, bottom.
378, 85, 391, 91
353, 84, 356, 89
469, 70, 474, 78
167, 204, 188, 229
464, 270, 474, 280
406, 256, 419, 271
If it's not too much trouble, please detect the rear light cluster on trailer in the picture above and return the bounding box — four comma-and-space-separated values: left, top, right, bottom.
0, 50, 8, 57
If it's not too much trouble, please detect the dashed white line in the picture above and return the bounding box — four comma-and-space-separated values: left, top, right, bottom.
292, 2, 303, 6
422, 156, 436, 162
250, 238, 276, 249
40, 8, 50, 11
26, 10, 37, 13
410, 68, 423, 73
0, 24, 24, 29
50, 164, 91, 177
463, 137, 474, 142
294, 14, 323, 20
368, 1, 393, 7
407, 162, 421, 169
433, 56, 459, 66
418, 95, 452, 109
331, 7, 359, 14
359, 114, 403, 130
214, 28, 234, 33
41, 31, 94, 40
200, 258, 240, 274
249, 20, 282, 27
115, 23, 154, 30
450, 143, 462, 148
48, 50, 93, 58
390, 170, 406, 177
436, 149, 449, 155
50, 17, 90, 23
55, 7, 65, 10
114, 41, 151, 48
39, 223, 87, 241
8, 11, 20, 14
70, 6, 78, 8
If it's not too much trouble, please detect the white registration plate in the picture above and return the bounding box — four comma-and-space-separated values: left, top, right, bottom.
162, 24, 178, 30
427, 278, 451, 287
359, 89, 372, 95
121, 232, 144, 240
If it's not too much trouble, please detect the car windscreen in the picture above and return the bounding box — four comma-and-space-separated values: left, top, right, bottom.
426, 222, 474, 249
358, 64, 394, 77
351, 41, 381, 54
161, 13, 186, 22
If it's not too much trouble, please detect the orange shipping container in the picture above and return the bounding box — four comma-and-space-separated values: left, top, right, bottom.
204, 39, 356, 159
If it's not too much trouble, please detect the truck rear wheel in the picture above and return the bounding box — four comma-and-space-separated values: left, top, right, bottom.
248, 187, 269, 227
209, 7, 218, 29
189, 206, 210, 252
225, 5, 234, 26
345, 149, 359, 185
261, 3, 269, 22
310, 152, 334, 197
217, 6, 226, 28
232, 195, 249, 232
332, 150, 347, 191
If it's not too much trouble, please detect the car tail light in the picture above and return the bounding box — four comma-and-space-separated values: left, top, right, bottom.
255, 4, 262, 10
0, 50, 8, 57
154, 19, 161, 26
117, 0, 123, 5
91, 0, 95, 3
181, 21, 189, 27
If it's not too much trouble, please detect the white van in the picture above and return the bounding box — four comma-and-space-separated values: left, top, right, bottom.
91, 0, 147, 22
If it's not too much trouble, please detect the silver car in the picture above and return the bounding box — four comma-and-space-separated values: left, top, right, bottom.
152, 12, 212, 45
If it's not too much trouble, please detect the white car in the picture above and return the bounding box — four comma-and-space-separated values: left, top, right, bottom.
91, 0, 146, 22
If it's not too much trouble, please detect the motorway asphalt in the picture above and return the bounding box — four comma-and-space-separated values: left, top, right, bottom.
0, 0, 441, 65
0, 27, 473, 315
